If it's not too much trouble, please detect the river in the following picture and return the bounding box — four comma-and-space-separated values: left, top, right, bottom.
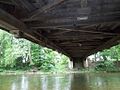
0, 73, 120, 90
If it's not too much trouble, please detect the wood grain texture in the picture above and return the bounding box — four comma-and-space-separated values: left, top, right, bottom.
0, 0, 120, 60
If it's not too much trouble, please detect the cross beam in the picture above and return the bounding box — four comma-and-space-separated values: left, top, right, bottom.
0, 8, 71, 58
85, 35, 120, 57
53, 27, 117, 36
33, 27, 118, 36
30, 0, 66, 18
12, 0, 36, 12
0, 0, 13, 5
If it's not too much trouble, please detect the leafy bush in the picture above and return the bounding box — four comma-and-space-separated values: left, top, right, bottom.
0, 68, 4, 72
95, 61, 116, 72
0, 29, 69, 72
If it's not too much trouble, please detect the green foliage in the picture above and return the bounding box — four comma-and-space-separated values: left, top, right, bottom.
0, 29, 69, 72
95, 61, 117, 72
31, 43, 42, 66
92, 44, 120, 72
99, 45, 120, 61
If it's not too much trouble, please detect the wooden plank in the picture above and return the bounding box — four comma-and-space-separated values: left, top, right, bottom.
30, 0, 66, 18
44, 15, 120, 25
25, 7, 91, 21
48, 33, 114, 40
12, 0, 36, 12
59, 40, 103, 44
48, 36, 105, 40
63, 46, 96, 49
48, 36, 110, 40
0, 8, 71, 58
0, 0, 13, 5
60, 43, 102, 47
22, 5, 120, 22
0, 8, 27, 30
85, 35, 120, 57
28, 15, 120, 28
111, 23, 120, 30
46, 27, 118, 36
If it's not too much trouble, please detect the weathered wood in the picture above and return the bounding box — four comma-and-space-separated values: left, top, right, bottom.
0, 8, 71, 58
23, 7, 91, 21
64, 46, 96, 49
45, 27, 118, 36
59, 43, 102, 47
85, 35, 120, 57
22, 8, 120, 22
0, 0, 120, 59
111, 23, 120, 30
48, 37, 103, 41
59, 41, 103, 45
48, 34, 113, 40
30, 0, 66, 18
45, 15, 120, 25
0, 0, 13, 5
12, 0, 36, 12
0, 8, 27, 30
28, 15, 120, 28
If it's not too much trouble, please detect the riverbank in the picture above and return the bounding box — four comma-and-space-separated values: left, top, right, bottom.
1, 69, 119, 75
0, 69, 120, 75
0, 68, 94, 75
0, 70, 83, 75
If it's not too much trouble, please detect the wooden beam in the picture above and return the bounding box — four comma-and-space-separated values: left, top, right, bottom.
30, 0, 66, 18
48, 37, 104, 41
22, 7, 91, 21
44, 15, 120, 26
0, 0, 13, 5
0, 8, 71, 58
12, 0, 36, 12
22, 4, 120, 22
64, 46, 96, 49
59, 42, 103, 46
0, 8, 27, 31
28, 17, 120, 28
85, 35, 120, 57
0, 8, 44, 45
46, 27, 118, 36
32, 27, 118, 36
51, 31, 71, 35
111, 23, 120, 30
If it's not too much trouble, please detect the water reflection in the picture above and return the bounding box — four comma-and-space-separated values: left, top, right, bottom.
11, 75, 28, 90
0, 73, 120, 90
54, 77, 60, 90
11, 83, 16, 90
41, 75, 48, 90
21, 75, 28, 90
9, 74, 73, 90
39, 74, 73, 90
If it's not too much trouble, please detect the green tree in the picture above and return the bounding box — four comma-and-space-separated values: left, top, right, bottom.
0, 29, 69, 72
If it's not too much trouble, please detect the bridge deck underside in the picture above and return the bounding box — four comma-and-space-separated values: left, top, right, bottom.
0, 0, 120, 60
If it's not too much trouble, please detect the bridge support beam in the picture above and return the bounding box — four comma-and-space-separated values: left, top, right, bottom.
72, 58, 86, 70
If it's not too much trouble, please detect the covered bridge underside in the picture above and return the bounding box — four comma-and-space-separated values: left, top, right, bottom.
0, 0, 120, 67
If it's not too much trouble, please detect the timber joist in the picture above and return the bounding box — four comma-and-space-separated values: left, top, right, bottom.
0, 0, 120, 60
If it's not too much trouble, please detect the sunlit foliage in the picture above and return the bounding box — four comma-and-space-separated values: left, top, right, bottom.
0, 29, 69, 71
